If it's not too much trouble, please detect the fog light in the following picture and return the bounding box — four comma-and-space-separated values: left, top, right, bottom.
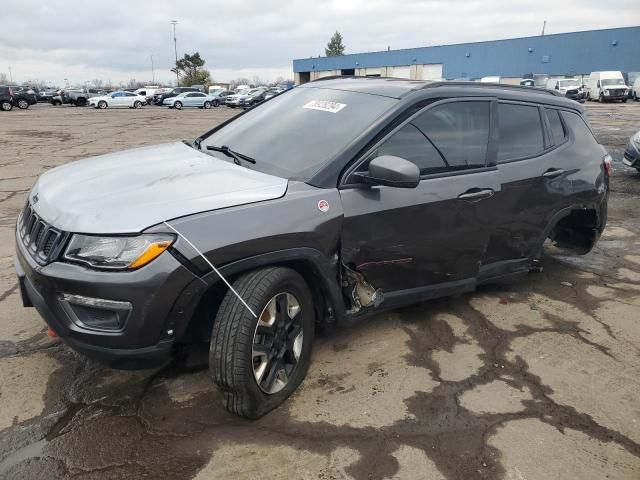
59, 293, 132, 331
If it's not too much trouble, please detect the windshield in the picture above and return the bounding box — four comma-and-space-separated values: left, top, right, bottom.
200, 86, 397, 180
601, 78, 624, 86
559, 79, 580, 88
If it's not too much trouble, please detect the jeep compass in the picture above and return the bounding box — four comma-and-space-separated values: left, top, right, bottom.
15, 77, 609, 418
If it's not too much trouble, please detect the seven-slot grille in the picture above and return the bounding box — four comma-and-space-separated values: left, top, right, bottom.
18, 202, 67, 264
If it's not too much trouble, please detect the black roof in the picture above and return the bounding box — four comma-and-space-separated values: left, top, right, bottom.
301, 76, 578, 110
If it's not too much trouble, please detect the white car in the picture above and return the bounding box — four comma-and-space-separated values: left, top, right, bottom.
89, 91, 146, 109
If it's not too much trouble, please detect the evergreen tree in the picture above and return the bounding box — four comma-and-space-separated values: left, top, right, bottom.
325, 31, 345, 56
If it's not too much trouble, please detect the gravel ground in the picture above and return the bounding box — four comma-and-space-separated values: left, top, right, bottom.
0, 101, 639, 480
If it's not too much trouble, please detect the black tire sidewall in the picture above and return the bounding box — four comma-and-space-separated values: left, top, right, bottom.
175, 102, 182, 109
134, 101, 142, 108
1, 101, 12, 111
210, 268, 315, 418
99, 101, 107, 109
204, 101, 211, 109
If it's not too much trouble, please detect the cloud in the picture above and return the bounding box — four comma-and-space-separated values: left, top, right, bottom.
0, 0, 637, 86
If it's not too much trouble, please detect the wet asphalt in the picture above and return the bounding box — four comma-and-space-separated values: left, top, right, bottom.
0, 101, 639, 479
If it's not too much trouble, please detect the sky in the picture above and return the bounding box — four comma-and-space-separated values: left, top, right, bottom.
0, 0, 638, 87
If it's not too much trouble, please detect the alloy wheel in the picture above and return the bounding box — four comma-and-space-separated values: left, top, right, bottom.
252, 292, 304, 395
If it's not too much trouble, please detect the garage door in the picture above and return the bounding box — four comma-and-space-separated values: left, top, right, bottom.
389, 65, 411, 79
421, 64, 443, 80
365, 67, 382, 77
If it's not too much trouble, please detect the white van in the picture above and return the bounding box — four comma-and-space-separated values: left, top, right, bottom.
480, 76, 501, 83
632, 78, 640, 101
586, 71, 629, 102
545, 78, 586, 102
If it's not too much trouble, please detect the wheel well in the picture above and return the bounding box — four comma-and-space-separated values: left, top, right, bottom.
548, 208, 599, 254
180, 260, 335, 344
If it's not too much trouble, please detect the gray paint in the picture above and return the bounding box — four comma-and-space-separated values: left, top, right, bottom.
30, 142, 287, 234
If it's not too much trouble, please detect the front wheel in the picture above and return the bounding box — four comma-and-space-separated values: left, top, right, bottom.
209, 267, 314, 419
174, 101, 183, 110
17, 99, 29, 109
203, 101, 211, 109
98, 100, 107, 109
213, 99, 220, 107
133, 101, 142, 109
1, 100, 12, 111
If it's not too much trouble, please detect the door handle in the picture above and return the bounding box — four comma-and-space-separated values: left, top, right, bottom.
457, 188, 495, 202
542, 168, 564, 178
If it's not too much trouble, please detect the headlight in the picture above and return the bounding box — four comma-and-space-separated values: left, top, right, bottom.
604, 90, 610, 95
64, 234, 175, 270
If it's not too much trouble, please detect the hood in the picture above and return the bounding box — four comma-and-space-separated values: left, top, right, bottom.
30, 142, 288, 234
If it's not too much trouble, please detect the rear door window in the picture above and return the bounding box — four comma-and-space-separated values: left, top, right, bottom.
497, 103, 545, 162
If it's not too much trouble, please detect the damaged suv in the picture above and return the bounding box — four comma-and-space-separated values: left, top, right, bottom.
15, 77, 609, 418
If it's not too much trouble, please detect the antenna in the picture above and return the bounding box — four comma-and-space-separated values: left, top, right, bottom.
541, 20, 546, 36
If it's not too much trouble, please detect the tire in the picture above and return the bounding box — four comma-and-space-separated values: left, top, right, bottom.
133, 101, 142, 109
209, 267, 315, 419
98, 101, 107, 109
599, 93, 605, 103
174, 101, 183, 110
51, 100, 61, 106
17, 99, 29, 109
622, 98, 628, 103
1, 100, 12, 111
203, 101, 211, 109
213, 100, 220, 107
75, 97, 87, 107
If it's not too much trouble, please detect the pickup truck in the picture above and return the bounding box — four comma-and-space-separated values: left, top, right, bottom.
62, 88, 108, 107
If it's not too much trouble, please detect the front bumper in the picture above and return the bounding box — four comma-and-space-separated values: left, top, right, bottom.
15, 230, 199, 369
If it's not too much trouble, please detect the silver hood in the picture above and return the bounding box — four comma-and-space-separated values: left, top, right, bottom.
30, 141, 287, 234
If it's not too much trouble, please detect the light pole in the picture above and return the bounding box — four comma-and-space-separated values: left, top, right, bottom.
8, 67, 12, 83
150, 54, 155, 85
170, 20, 179, 86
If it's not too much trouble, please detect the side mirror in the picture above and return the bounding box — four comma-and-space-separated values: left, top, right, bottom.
354, 155, 420, 188
555, 85, 559, 90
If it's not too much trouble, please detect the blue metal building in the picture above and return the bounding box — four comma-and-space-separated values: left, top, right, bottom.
292, 26, 640, 84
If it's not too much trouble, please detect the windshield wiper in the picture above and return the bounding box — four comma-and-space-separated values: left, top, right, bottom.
206, 145, 256, 165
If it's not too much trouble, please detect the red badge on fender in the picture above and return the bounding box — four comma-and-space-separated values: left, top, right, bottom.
317, 200, 330, 212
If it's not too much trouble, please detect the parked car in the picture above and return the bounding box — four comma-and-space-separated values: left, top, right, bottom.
135, 86, 162, 105
88, 91, 146, 109
163, 92, 214, 109
0, 85, 14, 111
37, 88, 57, 102
632, 78, 640, 101
208, 89, 235, 106
545, 78, 586, 102
14, 78, 609, 419
153, 87, 199, 105
238, 89, 271, 108
10, 86, 38, 109
225, 88, 265, 108
586, 71, 629, 102
623, 130, 640, 172
60, 88, 108, 107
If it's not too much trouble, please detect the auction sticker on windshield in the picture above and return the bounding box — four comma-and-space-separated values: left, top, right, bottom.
303, 100, 346, 113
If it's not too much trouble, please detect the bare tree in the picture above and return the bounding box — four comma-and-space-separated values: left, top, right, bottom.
0, 72, 7, 84
91, 79, 104, 88
229, 77, 251, 89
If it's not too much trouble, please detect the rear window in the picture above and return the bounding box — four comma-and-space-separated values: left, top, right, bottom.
497, 103, 544, 162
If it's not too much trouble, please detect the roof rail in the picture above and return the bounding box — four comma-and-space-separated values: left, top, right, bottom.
424, 81, 562, 96
308, 76, 562, 96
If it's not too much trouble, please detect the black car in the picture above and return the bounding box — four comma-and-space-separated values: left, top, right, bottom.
0, 85, 14, 111
10, 86, 38, 109
15, 78, 609, 419
623, 130, 640, 172
153, 87, 199, 105
239, 89, 269, 108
